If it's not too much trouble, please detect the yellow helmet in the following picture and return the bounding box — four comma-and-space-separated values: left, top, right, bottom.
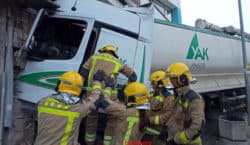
167, 62, 192, 86
98, 45, 117, 53
150, 71, 169, 87
124, 82, 149, 107
58, 71, 83, 96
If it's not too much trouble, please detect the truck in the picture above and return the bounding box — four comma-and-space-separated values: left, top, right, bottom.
1, 0, 250, 144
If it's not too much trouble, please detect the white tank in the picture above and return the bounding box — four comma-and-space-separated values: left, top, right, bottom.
151, 20, 250, 93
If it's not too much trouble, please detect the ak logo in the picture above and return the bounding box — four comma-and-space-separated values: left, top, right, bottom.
19, 71, 65, 89
186, 33, 209, 61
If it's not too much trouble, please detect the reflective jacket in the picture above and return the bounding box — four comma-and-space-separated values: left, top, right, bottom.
148, 89, 174, 128
104, 105, 143, 145
34, 84, 101, 145
166, 86, 205, 145
82, 53, 136, 99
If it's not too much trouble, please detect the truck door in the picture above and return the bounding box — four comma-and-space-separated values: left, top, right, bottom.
94, 28, 140, 85
17, 13, 95, 103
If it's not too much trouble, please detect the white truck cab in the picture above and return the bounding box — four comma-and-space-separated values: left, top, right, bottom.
16, 0, 154, 103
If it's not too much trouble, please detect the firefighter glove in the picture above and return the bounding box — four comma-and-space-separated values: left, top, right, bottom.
128, 72, 137, 82
105, 76, 115, 89
93, 70, 106, 81
94, 94, 104, 108
158, 126, 168, 142
101, 97, 110, 109
94, 94, 110, 109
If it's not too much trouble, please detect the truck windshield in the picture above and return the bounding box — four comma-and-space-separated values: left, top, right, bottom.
28, 17, 87, 60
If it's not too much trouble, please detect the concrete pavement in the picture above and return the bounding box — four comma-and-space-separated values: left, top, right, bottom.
203, 118, 250, 145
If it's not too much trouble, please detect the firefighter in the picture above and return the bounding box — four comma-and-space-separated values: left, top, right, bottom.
34, 70, 107, 145
159, 62, 205, 145
142, 70, 174, 145
98, 82, 150, 145
81, 45, 137, 145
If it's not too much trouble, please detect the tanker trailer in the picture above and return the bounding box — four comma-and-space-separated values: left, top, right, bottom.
151, 19, 250, 116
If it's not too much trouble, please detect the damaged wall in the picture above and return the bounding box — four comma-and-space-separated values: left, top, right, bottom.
0, 1, 7, 87
13, 9, 36, 49
0, 0, 36, 75
0, 1, 36, 144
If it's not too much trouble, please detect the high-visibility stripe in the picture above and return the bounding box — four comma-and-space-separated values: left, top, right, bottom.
149, 93, 153, 98
85, 133, 96, 142
50, 102, 55, 107
182, 101, 189, 109
61, 116, 74, 145
103, 89, 111, 96
178, 99, 182, 105
135, 110, 139, 116
47, 97, 61, 103
170, 95, 175, 101
64, 105, 70, 109
88, 57, 97, 87
179, 131, 201, 144
87, 54, 122, 87
155, 95, 164, 102
57, 104, 62, 108
44, 97, 67, 109
97, 53, 122, 76
44, 101, 49, 106
112, 89, 118, 95
38, 107, 79, 118
94, 55, 122, 77
145, 127, 160, 135
123, 116, 139, 145
104, 135, 112, 145
191, 136, 201, 144
92, 84, 102, 90
178, 99, 189, 109
180, 131, 189, 144
86, 84, 102, 92
44, 97, 71, 109
38, 107, 80, 145
104, 135, 112, 140
154, 115, 160, 125
103, 140, 111, 145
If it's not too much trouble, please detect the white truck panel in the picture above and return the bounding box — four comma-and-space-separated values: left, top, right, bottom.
94, 28, 138, 84
152, 20, 250, 92
16, 2, 154, 103
54, 0, 140, 34
17, 61, 79, 103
